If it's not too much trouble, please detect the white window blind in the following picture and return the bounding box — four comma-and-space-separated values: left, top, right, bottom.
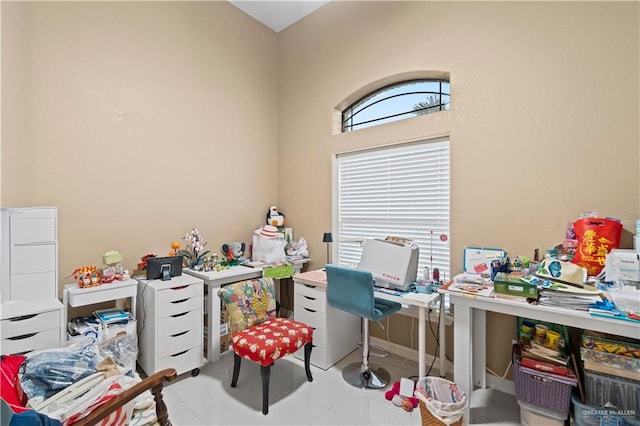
335, 139, 450, 281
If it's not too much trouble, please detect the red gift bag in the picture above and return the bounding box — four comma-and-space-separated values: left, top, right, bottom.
571, 218, 622, 276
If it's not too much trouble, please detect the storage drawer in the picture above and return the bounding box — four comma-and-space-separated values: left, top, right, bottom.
157, 328, 201, 358
157, 283, 201, 305
10, 271, 56, 301
295, 292, 325, 313
10, 209, 56, 244
294, 305, 325, 329
157, 345, 202, 376
157, 309, 201, 336
1, 327, 60, 355
11, 244, 56, 274
158, 296, 201, 318
1, 309, 61, 338
295, 283, 326, 301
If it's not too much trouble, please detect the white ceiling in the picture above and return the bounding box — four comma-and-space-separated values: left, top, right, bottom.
228, 1, 329, 33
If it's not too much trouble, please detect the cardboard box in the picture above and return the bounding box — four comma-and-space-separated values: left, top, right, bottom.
493, 273, 538, 298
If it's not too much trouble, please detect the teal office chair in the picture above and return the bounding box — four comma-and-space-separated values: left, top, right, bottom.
325, 264, 402, 389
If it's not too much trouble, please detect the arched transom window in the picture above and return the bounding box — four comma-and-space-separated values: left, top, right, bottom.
342, 79, 450, 132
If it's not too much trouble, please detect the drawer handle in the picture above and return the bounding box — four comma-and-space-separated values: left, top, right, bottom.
171, 299, 188, 304
14, 241, 54, 246
9, 314, 38, 322
170, 350, 188, 357
303, 296, 316, 301
171, 286, 188, 290
171, 330, 189, 338
303, 308, 316, 313
303, 284, 316, 289
171, 312, 188, 318
7, 332, 37, 341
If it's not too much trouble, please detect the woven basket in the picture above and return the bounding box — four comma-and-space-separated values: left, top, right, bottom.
419, 401, 463, 426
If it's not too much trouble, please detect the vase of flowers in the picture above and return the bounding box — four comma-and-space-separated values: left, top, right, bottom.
178, 228, 210, 270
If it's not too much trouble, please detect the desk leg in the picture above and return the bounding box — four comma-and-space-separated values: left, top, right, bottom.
62, 289, 69, 341
473, 308, 486, 389
453, 304, 473, 405
418, 306, 426, 378
439, 294, 446, 377
207, 284, 221, 363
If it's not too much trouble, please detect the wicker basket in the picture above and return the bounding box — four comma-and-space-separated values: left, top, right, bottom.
512, 344, 576, 417
419, 401, 463, 426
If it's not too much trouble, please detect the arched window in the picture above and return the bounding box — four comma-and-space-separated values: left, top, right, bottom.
342, 79, 450, 132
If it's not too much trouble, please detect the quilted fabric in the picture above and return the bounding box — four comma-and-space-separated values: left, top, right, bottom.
231, 318, 313, 366
218, 278, 277, 334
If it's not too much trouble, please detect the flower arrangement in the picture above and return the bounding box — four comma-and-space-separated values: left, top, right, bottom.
137, 253, 157, 271
178, 228, 210, 269
168, 242, 181, 256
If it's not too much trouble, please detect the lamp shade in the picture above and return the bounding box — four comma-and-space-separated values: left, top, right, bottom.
322, 232, 333, 243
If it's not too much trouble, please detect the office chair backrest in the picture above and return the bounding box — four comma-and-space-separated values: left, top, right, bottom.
325, 264, 375, 319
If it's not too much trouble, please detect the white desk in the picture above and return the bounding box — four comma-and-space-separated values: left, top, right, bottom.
183, 260, 308, 362
294, 269, 443, 378
62, 278, 138, 338
442, 289, 640, 423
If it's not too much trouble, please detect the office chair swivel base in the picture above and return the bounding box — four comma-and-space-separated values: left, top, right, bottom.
342, 362, 390, 389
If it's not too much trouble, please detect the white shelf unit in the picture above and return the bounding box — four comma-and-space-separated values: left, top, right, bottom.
62, 278, 138, 339
0, 207, 63, 355
136, 274, 205, 377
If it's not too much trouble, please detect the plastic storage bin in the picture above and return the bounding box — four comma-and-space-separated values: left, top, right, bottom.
519, 400, 566, 425
573, 393, 640, 426
584, 370, 640, 417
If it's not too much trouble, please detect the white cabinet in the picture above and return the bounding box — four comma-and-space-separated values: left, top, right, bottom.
1, 207, 58, 302
0, 207, 63, 355
293, 271, 360, 370
1, 300, 64, 355
136, 274, 205, 377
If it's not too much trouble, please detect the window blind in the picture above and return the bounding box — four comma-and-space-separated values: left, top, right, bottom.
335, 139, 450, 281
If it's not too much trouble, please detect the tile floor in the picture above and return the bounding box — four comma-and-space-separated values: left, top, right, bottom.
159, 349, 522, 426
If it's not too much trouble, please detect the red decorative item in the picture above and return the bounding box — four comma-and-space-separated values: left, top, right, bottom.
571, 218, 622, 276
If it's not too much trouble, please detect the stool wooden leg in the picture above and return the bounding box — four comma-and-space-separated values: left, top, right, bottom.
231, 353, 241, 387
304, 342, 313, 382
261, 364, 271, 415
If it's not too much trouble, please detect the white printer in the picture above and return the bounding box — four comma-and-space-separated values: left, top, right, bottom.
358, 238, 419, 291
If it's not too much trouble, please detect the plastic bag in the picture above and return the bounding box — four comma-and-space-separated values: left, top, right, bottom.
286, 237, 309, 258
414, 377, 467, 425
18, 337, 98, 401
252, 234, 286, 264
45, 374, 137, 425
571, 218, 622, 276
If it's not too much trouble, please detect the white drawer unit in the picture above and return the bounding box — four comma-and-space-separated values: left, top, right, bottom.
1, 207, 58, 303
0, 300, 64, 355
136, 274, 205, 377
293, 271, 360, 370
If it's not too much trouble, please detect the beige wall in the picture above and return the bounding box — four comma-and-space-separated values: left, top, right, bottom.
278, 1, 639, 374
2, 1, 279, 286
2, 0, 638, 377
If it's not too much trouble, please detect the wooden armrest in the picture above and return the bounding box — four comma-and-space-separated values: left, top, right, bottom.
73, 368, 177, 426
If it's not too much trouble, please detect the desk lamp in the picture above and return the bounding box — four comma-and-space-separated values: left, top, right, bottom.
322, 232, 333, 265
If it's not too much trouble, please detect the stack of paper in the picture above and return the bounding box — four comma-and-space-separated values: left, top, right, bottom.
538, 289, 602, 309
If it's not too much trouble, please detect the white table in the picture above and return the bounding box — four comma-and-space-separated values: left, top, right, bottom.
294, 269, 444, 378
184, 260, 308, 362
62, 278, 138, 338
442, 289, 640, 423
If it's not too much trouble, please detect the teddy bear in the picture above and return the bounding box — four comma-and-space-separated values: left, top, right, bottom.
384, 380, 419, 412
221, 242, 246, 262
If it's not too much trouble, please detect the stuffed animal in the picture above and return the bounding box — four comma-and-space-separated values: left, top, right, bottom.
221, 242, 246, 261
266, 206, 285, 227
385, 381, 419, 412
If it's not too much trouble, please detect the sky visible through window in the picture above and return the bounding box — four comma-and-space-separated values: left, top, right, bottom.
344, 80, 450, 131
